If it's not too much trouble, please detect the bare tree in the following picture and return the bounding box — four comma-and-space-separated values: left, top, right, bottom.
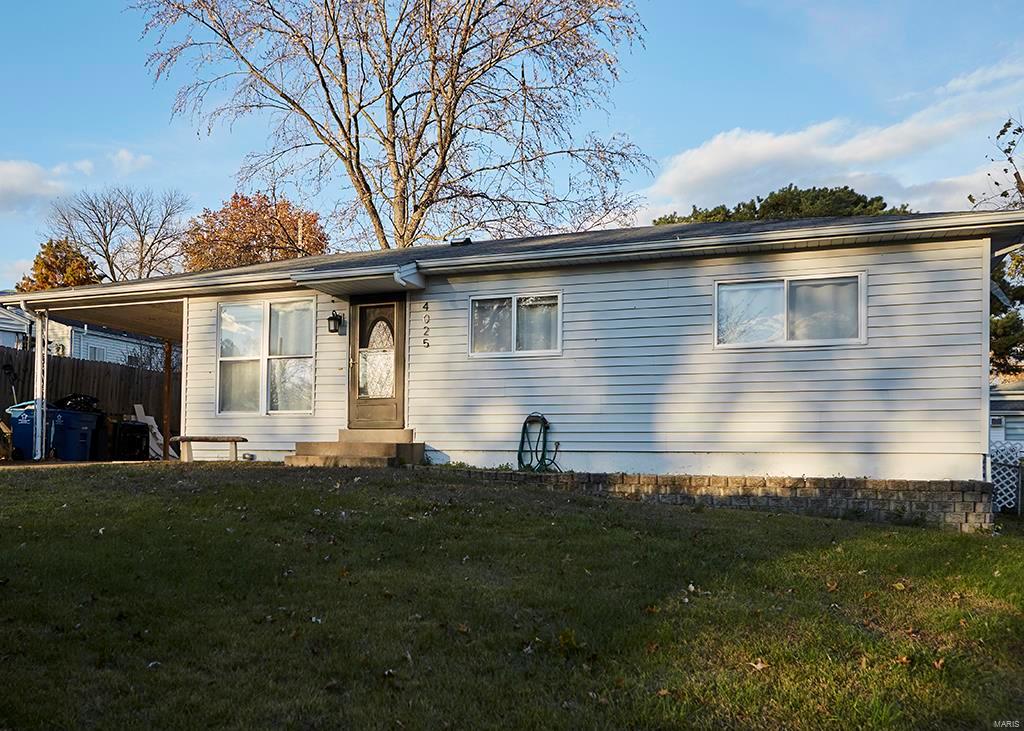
969, 116, 1024, 212
48, 189, 125, 280
136, 0, 649, 249
47, 187, 190, 281
124, 341, 181, 371
119, 188, 190, 278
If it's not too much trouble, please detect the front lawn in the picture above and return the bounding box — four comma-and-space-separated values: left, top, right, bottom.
0, 464, 1021, 729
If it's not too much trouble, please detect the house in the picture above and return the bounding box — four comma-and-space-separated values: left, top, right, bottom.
0, 298, 172, 367
0, 306, 30, 349
989, 382, 1024, 443
4, 211, 1021, 480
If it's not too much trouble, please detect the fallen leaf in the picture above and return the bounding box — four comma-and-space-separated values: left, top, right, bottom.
933, 657, 945, 670
456, 623, 470, 634
891, 582, 907, 591
895, 655, 911, 666
748, 658, 769, 672
656, 688, 670, 697
645, 642, 660, 654
826, 580, 839, 593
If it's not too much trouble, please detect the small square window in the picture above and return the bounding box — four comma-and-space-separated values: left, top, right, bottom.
469, 293, 561, 356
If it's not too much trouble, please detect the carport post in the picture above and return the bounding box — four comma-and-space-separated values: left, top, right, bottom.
32, 309, 48, 461
162, 340, 172, 460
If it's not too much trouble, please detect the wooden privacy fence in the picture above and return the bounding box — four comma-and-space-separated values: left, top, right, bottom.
0, 346, 180, 433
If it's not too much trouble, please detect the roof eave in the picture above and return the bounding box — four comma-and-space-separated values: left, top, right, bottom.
7, 210, 1024, 306
417, 212, 1024, 274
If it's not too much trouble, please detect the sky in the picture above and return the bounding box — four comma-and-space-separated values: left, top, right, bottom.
1, 0, 1022, 287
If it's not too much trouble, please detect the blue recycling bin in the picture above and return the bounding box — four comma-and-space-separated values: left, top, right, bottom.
6, 401, 54, 460
51, 409, 99, 461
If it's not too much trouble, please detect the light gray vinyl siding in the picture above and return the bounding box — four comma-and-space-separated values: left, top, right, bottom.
406, 238, 988, 478
182, 290, 348, 460
71, 328, 160, 365
1004, 416, 1024, 442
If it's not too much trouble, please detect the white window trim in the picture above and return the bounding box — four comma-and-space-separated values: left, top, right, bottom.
215, 296, 317, 416
467, 291, 563, 358
713, 271, 867, 350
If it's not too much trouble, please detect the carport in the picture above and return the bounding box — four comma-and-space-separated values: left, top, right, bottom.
3, 259, 316, 462
6, 294, 183, 460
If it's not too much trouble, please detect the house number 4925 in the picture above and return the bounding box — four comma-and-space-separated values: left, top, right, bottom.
421, 302, 430, 348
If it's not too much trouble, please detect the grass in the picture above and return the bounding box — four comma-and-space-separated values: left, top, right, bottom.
0, 463, 1022, 729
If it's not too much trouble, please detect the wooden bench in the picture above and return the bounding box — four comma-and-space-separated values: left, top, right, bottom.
170, 436, 248, 463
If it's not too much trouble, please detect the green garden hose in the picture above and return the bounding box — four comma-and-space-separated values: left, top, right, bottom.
517, 412, 561, 472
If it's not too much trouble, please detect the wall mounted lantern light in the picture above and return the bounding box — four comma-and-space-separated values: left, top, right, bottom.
327, 310, 347, 335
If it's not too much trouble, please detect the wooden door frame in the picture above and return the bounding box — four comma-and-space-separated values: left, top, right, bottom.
348, 293, 406, 429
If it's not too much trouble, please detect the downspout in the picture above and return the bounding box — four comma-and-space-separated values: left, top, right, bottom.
393, 263, 426, 289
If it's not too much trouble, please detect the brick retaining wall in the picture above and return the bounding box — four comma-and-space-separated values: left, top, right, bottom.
415, 466, 994, 532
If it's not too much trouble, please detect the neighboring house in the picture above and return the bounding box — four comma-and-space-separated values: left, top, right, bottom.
0, 306, 31, 349
6, 211, 1023, 479
0, 298, 172, 367
989, 382, 1024, 443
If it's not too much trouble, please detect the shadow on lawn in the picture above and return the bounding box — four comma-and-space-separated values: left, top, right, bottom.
0, 463, 1021, 729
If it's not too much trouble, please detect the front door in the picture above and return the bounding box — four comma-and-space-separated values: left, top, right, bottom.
348, 294, 406, 429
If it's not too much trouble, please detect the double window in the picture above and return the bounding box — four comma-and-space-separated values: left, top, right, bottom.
715, 273, 864, 347
218, 299, 315, 413
470, 292, 561, 356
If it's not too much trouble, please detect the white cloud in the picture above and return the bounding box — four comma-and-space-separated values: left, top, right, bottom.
0, 258, 33, 290
938, 59, 1024, 97
50, 158, 95, 177
0, 161, 65, 214
109, 148, 153, 175
641, 59, 1024, 220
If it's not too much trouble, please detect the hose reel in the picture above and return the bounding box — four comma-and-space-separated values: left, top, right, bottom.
517, 412, 561, 472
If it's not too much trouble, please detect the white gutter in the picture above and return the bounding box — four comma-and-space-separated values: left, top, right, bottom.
291, 264, 402, 283
2, 274, 304, 308
417, 211, 1024, 273
9, 210, 1024, 306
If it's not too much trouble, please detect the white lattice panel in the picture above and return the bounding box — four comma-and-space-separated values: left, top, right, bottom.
989, 441, 1021, 512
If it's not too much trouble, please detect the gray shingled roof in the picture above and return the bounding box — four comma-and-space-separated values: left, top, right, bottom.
5, 210, 1016, 300
301, 212, 940, 274
992, 382, 1024, 413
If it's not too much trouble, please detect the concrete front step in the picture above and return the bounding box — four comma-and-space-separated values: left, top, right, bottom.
295, 441, 398, 458
284, 454, 395, 468
339, 428, 415, 444
286, 441, 425, 467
